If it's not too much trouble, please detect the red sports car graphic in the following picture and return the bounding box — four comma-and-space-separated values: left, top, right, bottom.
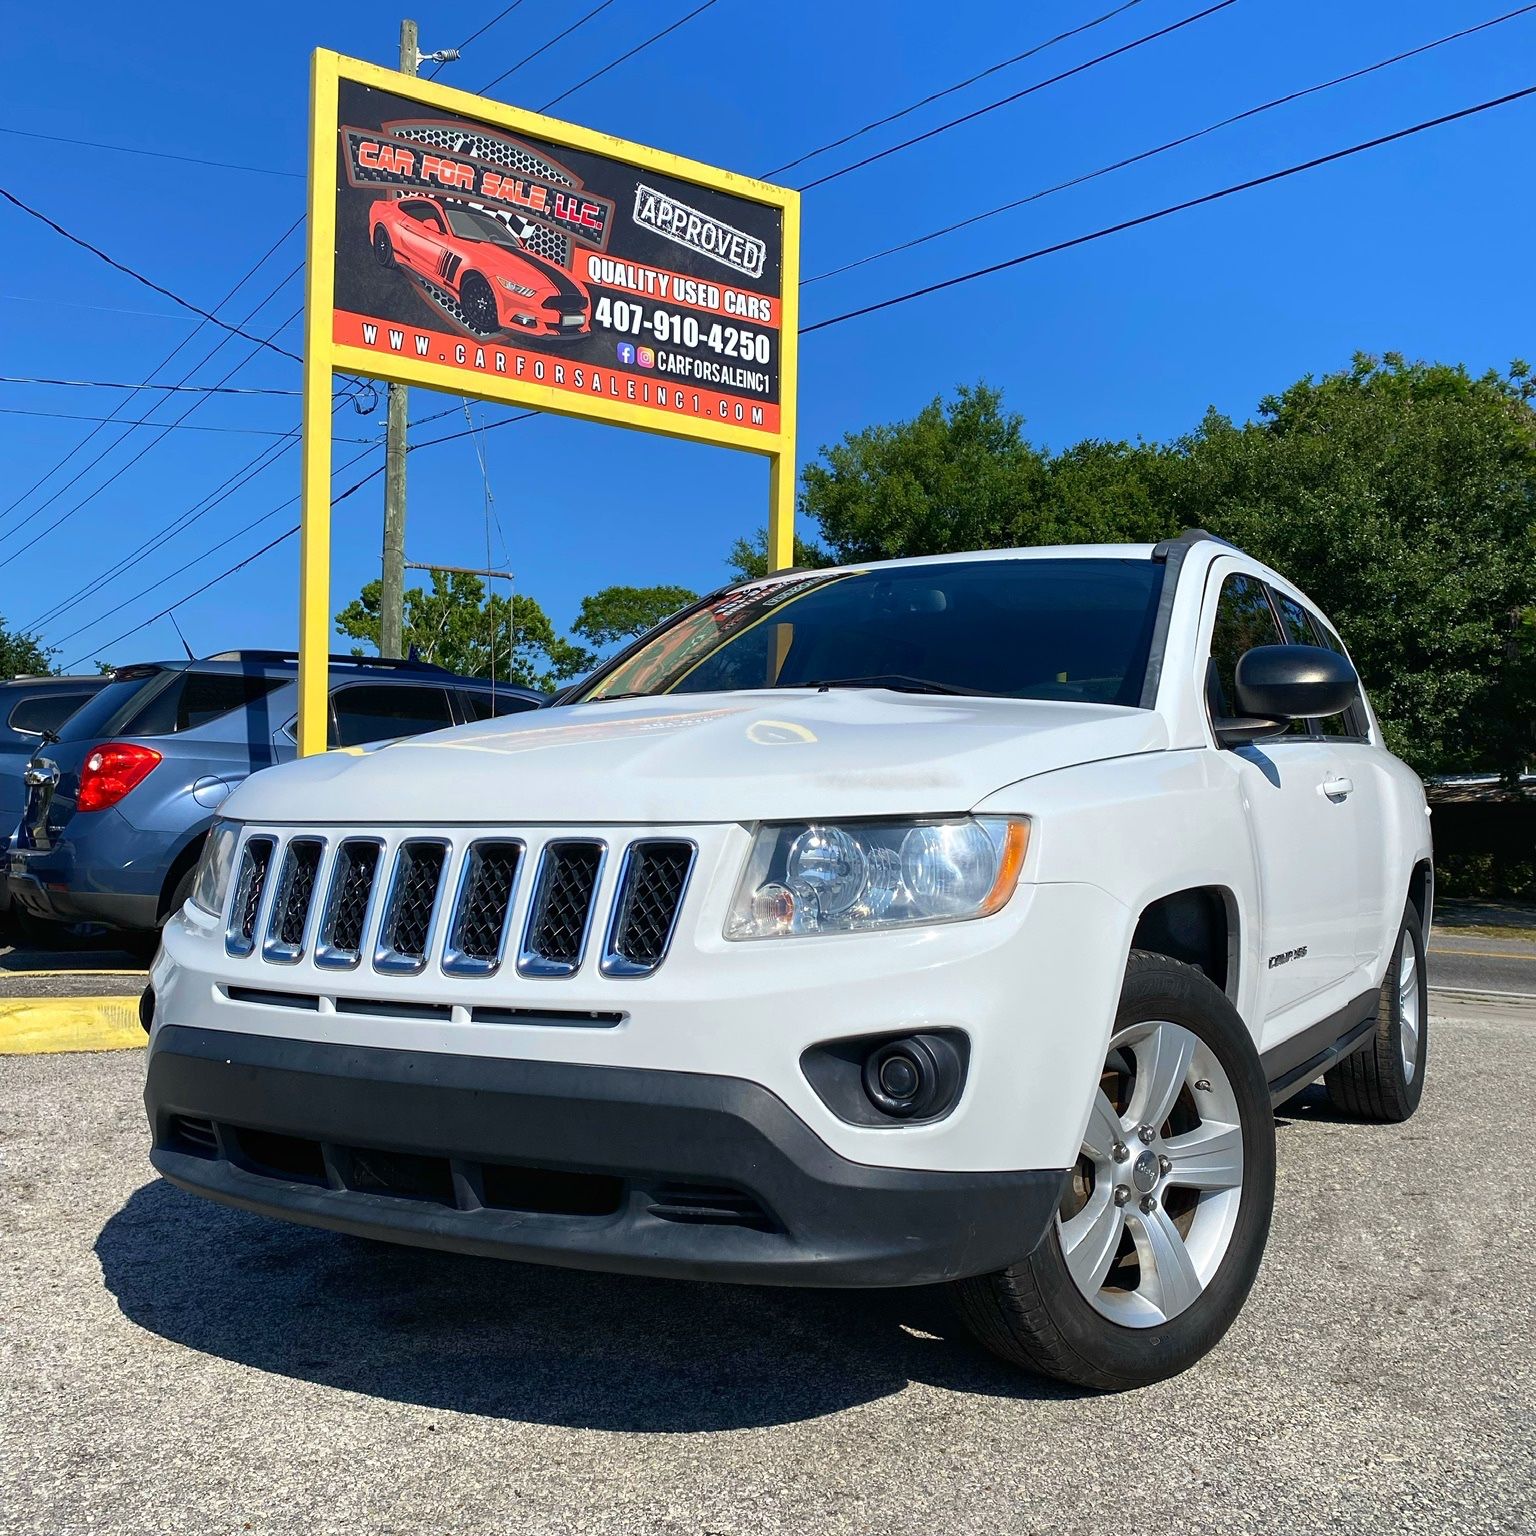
369, 195, 592, 340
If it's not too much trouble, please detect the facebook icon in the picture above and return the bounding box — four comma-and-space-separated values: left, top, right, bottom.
616, 342, 636, 366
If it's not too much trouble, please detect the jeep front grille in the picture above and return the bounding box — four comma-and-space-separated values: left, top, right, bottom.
225, 836, 275, 957
263, 837, 323, 962
519, 842, 604, 976
443, 840, 522, 975
602, 840, 696, 976
375, 840, 448, 973
316, 839, 381, 968
223, 828, 696, 979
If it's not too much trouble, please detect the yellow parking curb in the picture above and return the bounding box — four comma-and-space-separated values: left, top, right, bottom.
0, 996, 146, 1055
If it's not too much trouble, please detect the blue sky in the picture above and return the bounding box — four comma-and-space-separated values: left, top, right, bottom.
2, 0, 1532, 672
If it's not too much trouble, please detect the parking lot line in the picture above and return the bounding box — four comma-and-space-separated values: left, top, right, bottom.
0, 995, 145, 1055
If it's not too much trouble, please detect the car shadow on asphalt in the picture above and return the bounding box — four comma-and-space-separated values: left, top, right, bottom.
96, 1179, 1086, 1430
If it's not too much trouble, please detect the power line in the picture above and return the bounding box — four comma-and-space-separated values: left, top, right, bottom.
428, 0, 531, 78
539, 0, 723, 111
481, 0, 618, 92
21, 389, 364, 631
0, 186, 305, 364
802, 83, 1536, 334
59, 471, 377, 671
0, 216, 303, 522
763, 0, 1145, 179
0, 375, 302, 397
0, 405, 376, 443
805, 3, 1536, 285
0, 124, 302, 179
798, 0, 1240, 192
56, 409, 543, 662
0, 291, 307, 555
50, 445, 381, 654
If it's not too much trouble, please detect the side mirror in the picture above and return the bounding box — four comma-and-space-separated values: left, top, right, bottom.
1214, 644, 1358, 748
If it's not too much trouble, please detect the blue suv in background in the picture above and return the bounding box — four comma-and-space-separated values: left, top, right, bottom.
4, 651, 541, 941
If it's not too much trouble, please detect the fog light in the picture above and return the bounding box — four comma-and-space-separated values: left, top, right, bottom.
861, 1033, 963, 1120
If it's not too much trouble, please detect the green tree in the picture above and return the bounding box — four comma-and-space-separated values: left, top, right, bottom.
572, 584, 699, 650
336, 572, 593, 691
724, 528, 830, 582
777, 361, 1536, 778
0, 614, 52, 680
1174, 354, 1536, 776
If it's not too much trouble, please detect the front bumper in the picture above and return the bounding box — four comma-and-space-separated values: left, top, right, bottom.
145, 1024, 1067, 1288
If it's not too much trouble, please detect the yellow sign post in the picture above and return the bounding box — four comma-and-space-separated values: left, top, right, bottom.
300, 48, 799, 755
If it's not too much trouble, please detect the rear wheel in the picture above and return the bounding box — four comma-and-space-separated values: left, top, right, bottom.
459, 272, 500, 336
953, 952, 1275, 1389
1324, 903, 1426, 1122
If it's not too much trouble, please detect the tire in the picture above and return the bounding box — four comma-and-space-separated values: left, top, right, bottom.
459, 272, 500, 337
372, 226, 396, 268
1324, 902, 1426, 1123
953, 951, 1275, 1390
164, 865, 197, 927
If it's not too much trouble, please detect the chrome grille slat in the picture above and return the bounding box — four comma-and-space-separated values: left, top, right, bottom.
374, 840, 449, 974
601, 840, 695, 977
315, 838, 382, 969
263, 838, 324, 963
225, 836, 275, 958
444, 840, 523, 976
518, 841, 605, 977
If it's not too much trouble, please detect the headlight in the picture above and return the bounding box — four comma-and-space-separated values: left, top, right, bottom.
189, 819, 240, 917
726, 816, 1029, 939
496, 277, 537, 296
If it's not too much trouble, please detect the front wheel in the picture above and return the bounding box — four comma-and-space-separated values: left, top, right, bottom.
953, 952, 1275, 1390
372, 226, 396, 268
459, 272, 500, 337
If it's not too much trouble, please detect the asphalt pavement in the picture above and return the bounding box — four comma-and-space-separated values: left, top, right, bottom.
2, 997, 1532, 1535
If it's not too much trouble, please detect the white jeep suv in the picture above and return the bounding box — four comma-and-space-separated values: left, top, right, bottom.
144, 531, 1432, 1389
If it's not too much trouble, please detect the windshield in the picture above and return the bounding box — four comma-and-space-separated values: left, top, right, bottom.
577, 557, 1164, 707
445, 206, 519, 245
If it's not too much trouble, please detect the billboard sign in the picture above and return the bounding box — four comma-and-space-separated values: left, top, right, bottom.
298, 51, 800, 756
323, 61, 795, 446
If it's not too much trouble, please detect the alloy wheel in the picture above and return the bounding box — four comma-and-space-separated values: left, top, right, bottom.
1057, 1019, 1245, 1328
1398, 938, 1421, 1083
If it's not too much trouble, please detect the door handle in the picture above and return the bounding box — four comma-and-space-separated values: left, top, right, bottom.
1320, 776, 1354, 800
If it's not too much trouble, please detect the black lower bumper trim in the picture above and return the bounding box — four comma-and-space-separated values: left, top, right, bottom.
145, 1025, 1065, 1288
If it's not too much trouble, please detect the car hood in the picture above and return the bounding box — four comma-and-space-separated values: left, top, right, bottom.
224, 690, 1167, 826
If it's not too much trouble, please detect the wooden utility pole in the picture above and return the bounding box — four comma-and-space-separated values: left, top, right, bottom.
379, 17, 418, 658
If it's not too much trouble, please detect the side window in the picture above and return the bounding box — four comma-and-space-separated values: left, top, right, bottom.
459, 689, 540, 721
1206, 574, 1283, 721
123, 673, 285, 736
1304, 613, 1370, 740
8, 692, 92, 737
330, 685, 455, 748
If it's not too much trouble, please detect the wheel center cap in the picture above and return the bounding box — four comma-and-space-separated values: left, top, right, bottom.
1132, 1149, 1160, 1193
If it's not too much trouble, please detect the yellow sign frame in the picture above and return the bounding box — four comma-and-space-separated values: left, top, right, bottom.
299, 48, 800, 755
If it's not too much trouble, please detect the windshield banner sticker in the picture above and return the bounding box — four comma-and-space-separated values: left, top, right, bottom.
332, 79, 784, 434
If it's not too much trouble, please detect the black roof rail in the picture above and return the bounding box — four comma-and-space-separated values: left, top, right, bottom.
1151, 528, 1241, 562
202, 650, 451, 674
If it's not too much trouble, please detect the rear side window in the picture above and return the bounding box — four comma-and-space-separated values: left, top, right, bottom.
1206, 574, 1282, 720
459, 689, 541, 721
122, 672, 286, 736
7, 691, 94, 738
1304, 612, 1370, 740
55, 673, 170, 742
331, 684, 455, 748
